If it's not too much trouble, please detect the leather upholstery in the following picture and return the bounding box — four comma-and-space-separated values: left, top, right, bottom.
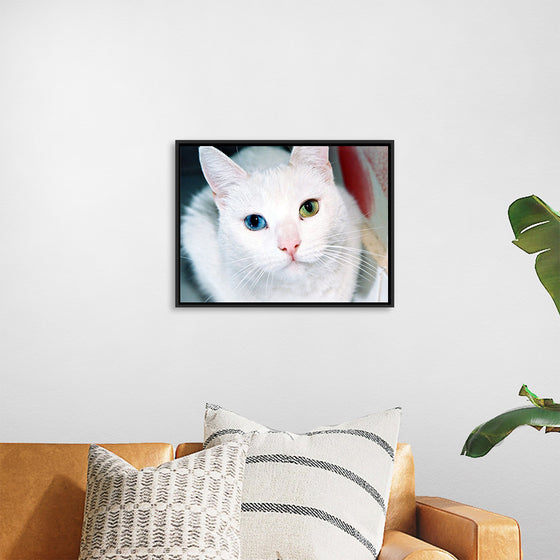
175, 442, 418, 536
0, 443, 173, 560
416, 496, 522, 560
385, 443, 416, 535
379, 530, 457, 559
175, 441, 202, 458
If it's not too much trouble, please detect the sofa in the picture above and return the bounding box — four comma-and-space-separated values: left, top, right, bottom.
0, 442, 522, 560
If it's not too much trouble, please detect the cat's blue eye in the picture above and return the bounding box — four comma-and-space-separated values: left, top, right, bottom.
244, 214, 267, 231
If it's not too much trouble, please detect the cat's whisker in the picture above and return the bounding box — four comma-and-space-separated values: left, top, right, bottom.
247, 267, 262, 291
324, 244, 369, 252
330, 256, 380, 277
232, 264, 260, 293
231, 263, 256, 282
328, 225, 384, 237
340, 260, 379, 282
324, 239, 386, 253
357, 268, 380, 281
325, 244, 387, 259
324, 254, 370, 272
265, 270, 271, 298
319, 249, 367, 271
325, 261, 378, 284
326, 235, 385, 248
235, 274, 257, 295
358, 224, 384, 232
231, 260, 256, 274
322, 251, 379, 281
325, 237, 385, 252
323, 247, 361, 261
238, 263, 272, 295
250, 269, 267, 292
326, 228, 386, 244
229, 254, 257, 263
323, 245, 375, 260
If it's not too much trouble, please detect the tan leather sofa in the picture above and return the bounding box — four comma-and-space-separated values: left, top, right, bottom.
0, 442, 521, 560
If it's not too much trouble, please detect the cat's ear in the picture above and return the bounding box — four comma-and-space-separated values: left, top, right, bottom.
289, 146, 329, 167
199, 146, 248, 206
289, 146, 332, 180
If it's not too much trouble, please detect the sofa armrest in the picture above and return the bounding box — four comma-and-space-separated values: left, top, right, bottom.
379, 530, 457, 559
416, 496, 522, 560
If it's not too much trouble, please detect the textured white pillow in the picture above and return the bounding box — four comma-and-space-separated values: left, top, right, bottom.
79, 441, 248, 560
204, 405, 401, 560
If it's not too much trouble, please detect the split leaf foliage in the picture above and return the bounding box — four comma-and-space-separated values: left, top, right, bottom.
508, 195, 560, 314
461, 385, 560, 458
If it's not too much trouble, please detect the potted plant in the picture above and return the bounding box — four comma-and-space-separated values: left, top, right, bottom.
462, 195, 560, 458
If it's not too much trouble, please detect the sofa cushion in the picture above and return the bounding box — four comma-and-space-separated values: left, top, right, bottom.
78, 441, 248, 560
204, 404, 401, 560
0, 443, 173, 560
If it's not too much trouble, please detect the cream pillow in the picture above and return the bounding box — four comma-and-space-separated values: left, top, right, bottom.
79, 440, 248, 560
204, 405, 401, 560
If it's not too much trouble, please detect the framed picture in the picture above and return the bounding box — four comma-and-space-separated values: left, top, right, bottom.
175, 141, 393, 307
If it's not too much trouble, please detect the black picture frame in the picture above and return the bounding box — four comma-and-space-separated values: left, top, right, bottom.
175, 141, 394, 307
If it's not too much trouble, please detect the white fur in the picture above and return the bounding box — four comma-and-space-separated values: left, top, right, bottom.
181, 146, 364, 302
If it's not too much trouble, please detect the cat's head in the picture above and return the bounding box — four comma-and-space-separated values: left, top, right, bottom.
199, 145, 359, 281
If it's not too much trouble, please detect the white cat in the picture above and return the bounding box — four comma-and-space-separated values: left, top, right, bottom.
181, 145, 366, 302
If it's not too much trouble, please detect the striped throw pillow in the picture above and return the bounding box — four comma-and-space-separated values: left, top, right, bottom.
204, 405, 401, 560
79, 441, 249, 560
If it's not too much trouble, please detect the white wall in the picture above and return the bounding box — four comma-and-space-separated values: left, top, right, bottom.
1, 1, 559, 557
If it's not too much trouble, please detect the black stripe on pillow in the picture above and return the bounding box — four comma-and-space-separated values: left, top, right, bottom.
304, 429, 395, 459
203, 429, 246, 448
247, 454, 386, 512
204, 428, 394, 458
241, 502, 377, 557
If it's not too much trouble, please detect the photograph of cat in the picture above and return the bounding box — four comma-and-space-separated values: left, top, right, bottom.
177, 143, 391, 305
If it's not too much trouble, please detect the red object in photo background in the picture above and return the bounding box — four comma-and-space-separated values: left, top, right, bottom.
338, 146, 389, 218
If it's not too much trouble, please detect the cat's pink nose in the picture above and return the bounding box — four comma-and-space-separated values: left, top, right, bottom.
279, 239, 301, 260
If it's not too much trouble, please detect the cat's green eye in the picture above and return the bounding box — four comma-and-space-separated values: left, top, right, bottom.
299, 199, 319, 218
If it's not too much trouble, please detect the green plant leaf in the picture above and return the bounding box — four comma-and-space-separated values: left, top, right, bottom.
508, 195, 560, 314
461, 406, 560, 458
519, 384, 560, 409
